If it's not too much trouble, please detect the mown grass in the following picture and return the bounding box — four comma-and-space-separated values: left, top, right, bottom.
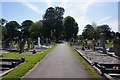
1, 44, 58, 80
67, 43, 100, 80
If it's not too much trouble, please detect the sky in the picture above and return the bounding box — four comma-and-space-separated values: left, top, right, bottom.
1, 0, 119, 35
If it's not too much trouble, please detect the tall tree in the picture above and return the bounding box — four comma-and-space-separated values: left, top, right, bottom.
5, 21, 20, 40
29, 21, 43, 39
82, 24, 95, 40
64, 16, 79, 41
43, 6, 65, 41
97, 24, 111, 39
21, 20, 33, 39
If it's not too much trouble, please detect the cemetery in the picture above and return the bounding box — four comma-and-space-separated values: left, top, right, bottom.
69, 33, 120, 80
0, 3, 120, 80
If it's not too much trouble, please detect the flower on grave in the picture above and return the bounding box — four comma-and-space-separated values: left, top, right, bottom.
116, 66, 119, 69
113, 66, 119, 69
113, 66, 116, 69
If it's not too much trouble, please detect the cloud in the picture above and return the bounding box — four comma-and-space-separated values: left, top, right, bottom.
79, 0, 96, 16
76, 16, 91, 35
108, 21, 118, 32
44, 0, 53, 7
21, 2, 42, 14
97, 16, 112, 23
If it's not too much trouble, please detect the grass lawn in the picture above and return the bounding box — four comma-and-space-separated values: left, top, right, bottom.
1, 44, 58, 80
67, 43, 100, 80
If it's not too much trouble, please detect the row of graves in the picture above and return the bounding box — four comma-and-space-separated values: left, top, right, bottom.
0, 37, 54, 77
1, 37, 54, 54
70, 33, 120, 80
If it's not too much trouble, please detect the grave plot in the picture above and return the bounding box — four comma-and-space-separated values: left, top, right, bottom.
20, 48, 48, 54
75, 49, 120, 80
77, 49, 120, 64
94, 61, 120, 80
0, 57, 25, 77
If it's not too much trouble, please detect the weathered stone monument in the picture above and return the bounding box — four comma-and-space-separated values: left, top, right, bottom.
19, 39, 25, 54
100, 33, 106, 48
27, 38, 30, 51
36, 37, 41, 48
9, 41, 14, 50
92, 39, 95, 51
113, 38, 120, 57
45, 38, 48, 46
99, 33, 107, 54
31, 40, 34, 49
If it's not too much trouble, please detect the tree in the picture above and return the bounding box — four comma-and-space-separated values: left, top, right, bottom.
43, 6, 65, 41
29, 21, 43, 39
82, 24, 95, 40
21, 20, 33, 39
97, 24, 111, 39
0, 18, 7, 41
5, 21, 20, 40
64, 16, 79, 41
4, 21, 20, 48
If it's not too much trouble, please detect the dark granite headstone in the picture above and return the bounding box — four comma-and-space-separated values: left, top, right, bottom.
113, 38, 120, 57
27, 38, 30, 51
92, 39, 95, 51
100, 33, 106, 48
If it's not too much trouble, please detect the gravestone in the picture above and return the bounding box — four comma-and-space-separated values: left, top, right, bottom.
100, 33, 107, 54
113, 38, 120, 57
31, 40, 34, 49
85, 40, 88, 46
19, 39, 25, 54
97, 42, 100, 47
0, 54, 3, 57
36, 37, 41, 48
9, 41, 14, 50
100, 33, 106, 48
27, 38, 30, 51
45, 38, 48, 46
92, 39, 95, 51
2, 40, 6, 49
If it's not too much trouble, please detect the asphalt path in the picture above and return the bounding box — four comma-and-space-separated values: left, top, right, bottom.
23, 42, 90, 78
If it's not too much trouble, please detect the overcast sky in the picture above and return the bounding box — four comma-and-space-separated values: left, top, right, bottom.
1, 0, 119, 35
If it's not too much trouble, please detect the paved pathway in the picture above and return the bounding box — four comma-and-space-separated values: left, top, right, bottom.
23, 42, 90, 78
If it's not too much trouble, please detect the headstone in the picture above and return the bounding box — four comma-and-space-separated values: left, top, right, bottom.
27, 38, 30, 51
78, 40, 80, 46
19, 39, 25, 54
100, 33, 107, 54
45, 38, 48, 46
87, 44, 90, 49
0, 54, 3, 57
31, 40, 34, 49
113, 38, 120, 57
2, 40, 6, 49
97, 42, 100, 47
36, 37, 41, 48
105, 40, 108, 44
100, 33, 106, 48
92, 39, 95, 51
9, 41, 14, 50
85, 40, 88, 46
